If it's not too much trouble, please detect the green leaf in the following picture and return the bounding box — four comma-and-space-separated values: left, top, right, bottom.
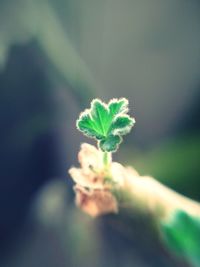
76, 98, 135, 152
110, 115, 135, 136
108, 98, 128, 116
90, 99, 110, 136
161, 210, 200, 267
77, 112, 103, 139
99, 135, 122, 152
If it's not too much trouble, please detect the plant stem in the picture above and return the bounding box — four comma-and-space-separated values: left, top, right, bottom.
103, 152, 111, 170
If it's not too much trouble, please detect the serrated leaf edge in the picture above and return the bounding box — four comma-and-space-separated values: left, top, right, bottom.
108, 97, 129, 114
76, 109, 99, 137
111, 114, 136, 136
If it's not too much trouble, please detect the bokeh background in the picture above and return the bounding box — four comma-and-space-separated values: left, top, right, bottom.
0, 0, 200, 266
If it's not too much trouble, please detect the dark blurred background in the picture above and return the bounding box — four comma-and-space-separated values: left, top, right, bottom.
0, 0, 200, 266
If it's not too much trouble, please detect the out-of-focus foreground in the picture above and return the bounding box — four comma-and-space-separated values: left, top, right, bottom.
0, 1, 200, 266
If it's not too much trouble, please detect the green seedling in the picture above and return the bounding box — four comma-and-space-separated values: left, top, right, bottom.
76, 98, 135, 167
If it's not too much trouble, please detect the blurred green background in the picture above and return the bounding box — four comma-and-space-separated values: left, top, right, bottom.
0, 0, 200, 266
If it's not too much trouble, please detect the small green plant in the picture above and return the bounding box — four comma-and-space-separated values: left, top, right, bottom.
76, 98, 135, 167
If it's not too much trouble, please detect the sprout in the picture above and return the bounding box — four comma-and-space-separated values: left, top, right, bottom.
76, 98, 135, 153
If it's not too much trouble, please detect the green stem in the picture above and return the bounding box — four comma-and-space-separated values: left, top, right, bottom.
103, 151, 111, 170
